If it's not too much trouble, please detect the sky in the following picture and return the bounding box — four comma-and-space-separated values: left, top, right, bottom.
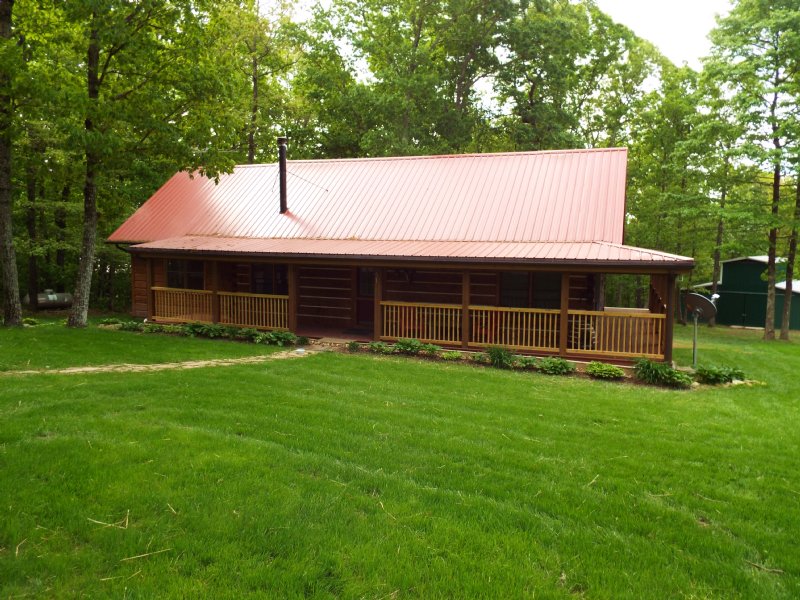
593, 0, 733, 69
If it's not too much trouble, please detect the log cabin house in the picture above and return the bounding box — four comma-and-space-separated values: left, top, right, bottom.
108, 142, 693, 362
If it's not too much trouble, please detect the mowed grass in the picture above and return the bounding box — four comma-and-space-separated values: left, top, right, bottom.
1, 324, 799, 598
0, 319, 280, 371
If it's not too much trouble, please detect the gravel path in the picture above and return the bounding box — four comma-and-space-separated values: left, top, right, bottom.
2, 348, 318, 377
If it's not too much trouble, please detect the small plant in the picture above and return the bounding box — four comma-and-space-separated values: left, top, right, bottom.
537, 357, 576, 375
22, 317, 39, 326
99, 317, 122, 325
471, 352, 491, 365
119, 321, 144, 332
143, 323, 167, 334
586, 361, 625, 380
440, 350, 463, 361
514, 356, 539, 370
694, 365, 745, 385
368, 341, 393, 354
634, 358, 692, 389
234, 328, 261, 342
347, 340, 361, 352
395, 338, 423, 355
420, 343, 441, 355
486, 346, 515, 369
296, 336, 310, 346
261, 330, 297, 346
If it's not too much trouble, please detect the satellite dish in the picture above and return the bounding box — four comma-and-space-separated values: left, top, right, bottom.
684, 293, 718, 368
685, 293, 717, 320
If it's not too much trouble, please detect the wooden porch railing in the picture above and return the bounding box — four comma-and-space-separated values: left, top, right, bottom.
567, 310, 665, 359
381, 301, 461, 344
468, 306, 560, 351
219, 292, 288, 330
152, 287, 213, 323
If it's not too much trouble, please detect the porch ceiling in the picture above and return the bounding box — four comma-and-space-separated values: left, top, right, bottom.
128, 236, 694, 270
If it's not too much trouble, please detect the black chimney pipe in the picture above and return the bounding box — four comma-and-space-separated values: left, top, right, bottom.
278, 136, 288, 214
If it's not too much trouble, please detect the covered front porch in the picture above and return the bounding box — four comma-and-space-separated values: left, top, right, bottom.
133, 257, 677, 362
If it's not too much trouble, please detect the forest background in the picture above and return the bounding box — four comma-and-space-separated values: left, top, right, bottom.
0, 0, 798, 338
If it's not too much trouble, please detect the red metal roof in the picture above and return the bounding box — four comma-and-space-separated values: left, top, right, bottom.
109, 148, 693, 268
130, 236, 693, 267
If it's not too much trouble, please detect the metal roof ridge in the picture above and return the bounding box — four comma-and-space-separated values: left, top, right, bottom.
228, 147, 629, 168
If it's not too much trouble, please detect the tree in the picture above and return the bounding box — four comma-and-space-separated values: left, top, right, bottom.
0, 0, 22, 326
708, 0, 800, 339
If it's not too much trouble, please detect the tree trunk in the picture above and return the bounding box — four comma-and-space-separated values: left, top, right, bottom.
25, 158, 38, 310
764, 86, 782, 341
0, 0, 22, 326
68, 21, 100, 328
709, 165, 728, 327
779, 175, 799, 340
55, 184, 68, 292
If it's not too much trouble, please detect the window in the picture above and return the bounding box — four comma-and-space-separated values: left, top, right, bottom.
167, 260, 204, 290
532, 273, 561, 309
358, 268, 375, 298
500, 272, 529, 308
251, 264, 288, 295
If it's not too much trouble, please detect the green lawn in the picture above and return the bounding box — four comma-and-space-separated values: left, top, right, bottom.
1, 323, 798, 598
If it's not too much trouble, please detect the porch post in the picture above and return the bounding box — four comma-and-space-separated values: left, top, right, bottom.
210, 261, 220, 324
373, 268, 383, 341
287, 264, 298, 332
461, 271, 470, 349
663, 273, 677, 364
146, 258, 155, 320
559, 272, 570, 356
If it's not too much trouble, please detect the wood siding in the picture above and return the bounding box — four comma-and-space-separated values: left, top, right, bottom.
297, 266, 353, 327
131, 255, 148, 317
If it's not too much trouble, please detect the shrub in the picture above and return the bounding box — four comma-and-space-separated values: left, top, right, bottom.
471, 352, 491, 365
234, 328, 261, 342
633, 358, 692, 389
537, 357, 575, 376
395, 338, 423, 355
296, 336, 310, 346
586, 361, 625, 380
22, 317, 39, 326
347, 340, 361, 352
99, 317, 122, 325
420, 343, 442, 355
514, 356, 539, 370
119, 321, 144, 332
260, 330, 297, 346
695, 365, 745, 385
440, 350, 463, 361
486, 346, 515, 369
368, 341, 393, 354
142, 323, 167, 334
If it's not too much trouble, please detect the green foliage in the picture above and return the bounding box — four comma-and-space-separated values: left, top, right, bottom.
296, 336, 310, 346
347, 340, 361, 353
440, 350, 463, 361
22, 317, 39, 326
255, 330, 297, 347
367, 341, 393, 354
695, 365, 745, 385
234, 328, 261, 343
634, 358, 692, 389
514, 356, 539, 370
486, 346, 515, 369
119, 321, 144, 332
99, 317, 123, 325
586, 361, 626, 380
395, 338, 423, 355
536, 357, 575, 376
420, 343, 441, 356
471, 352, 491, 365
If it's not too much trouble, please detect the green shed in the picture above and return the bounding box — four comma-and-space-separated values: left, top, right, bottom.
708, 256, 800, 330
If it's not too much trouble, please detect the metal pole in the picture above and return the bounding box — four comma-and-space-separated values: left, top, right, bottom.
692, 312, 698, 368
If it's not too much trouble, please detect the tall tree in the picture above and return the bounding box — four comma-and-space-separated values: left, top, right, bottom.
708, 0, 800, 339
0, 0, 22, 325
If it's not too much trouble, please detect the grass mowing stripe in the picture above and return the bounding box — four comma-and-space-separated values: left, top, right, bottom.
1, 325, 798, 597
